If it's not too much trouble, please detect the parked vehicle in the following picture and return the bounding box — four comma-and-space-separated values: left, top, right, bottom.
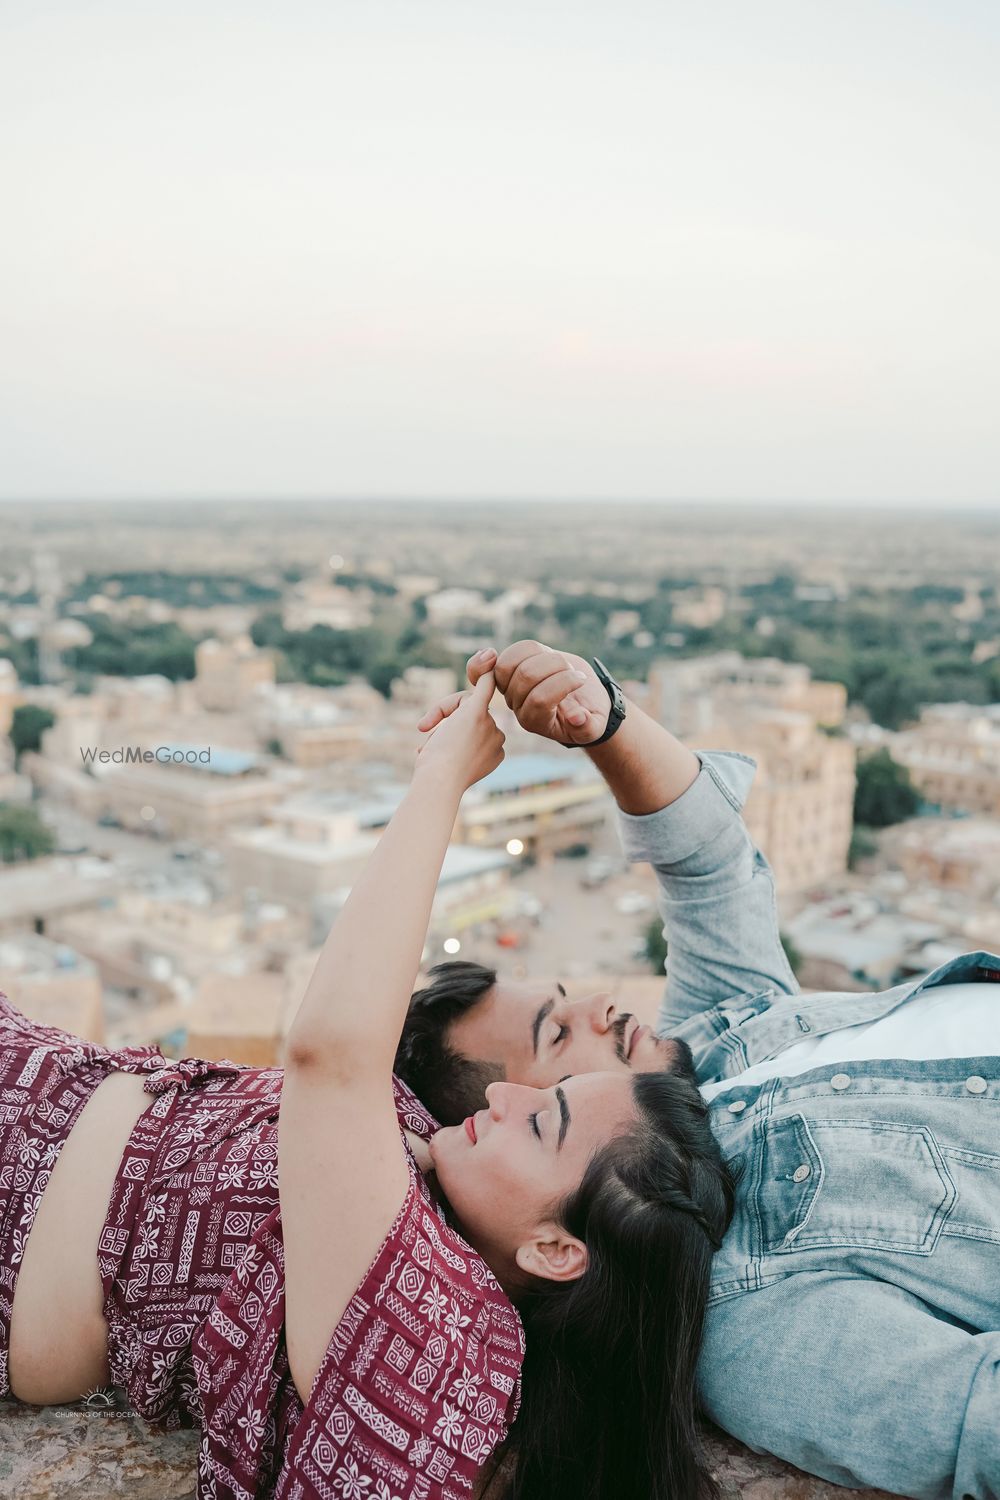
580, 856, 619, 889
614, 890, 654, 916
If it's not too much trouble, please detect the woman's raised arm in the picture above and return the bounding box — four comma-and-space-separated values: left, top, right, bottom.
278, 668, 503, 1405
284, 768, 465, 1076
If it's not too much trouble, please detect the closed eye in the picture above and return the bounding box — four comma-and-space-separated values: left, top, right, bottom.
529, 1112, 542, 1141
551, 1024, 568, 1047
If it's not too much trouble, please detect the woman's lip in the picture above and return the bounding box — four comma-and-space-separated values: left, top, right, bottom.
464, 1115, 477, 1144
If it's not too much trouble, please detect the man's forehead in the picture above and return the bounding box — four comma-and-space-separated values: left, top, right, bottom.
449, 975, 561, 1059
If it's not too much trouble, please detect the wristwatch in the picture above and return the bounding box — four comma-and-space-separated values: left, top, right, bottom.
558, 655, 627, 748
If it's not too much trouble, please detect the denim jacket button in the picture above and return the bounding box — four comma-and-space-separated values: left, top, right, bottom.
792, 1164, 811, 1183
728, 1099, 748, 1114
965, 1075, 988, 1095
830, 1073, 852, 1091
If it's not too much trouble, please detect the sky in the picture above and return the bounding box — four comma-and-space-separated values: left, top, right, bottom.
1, 1, 998, 506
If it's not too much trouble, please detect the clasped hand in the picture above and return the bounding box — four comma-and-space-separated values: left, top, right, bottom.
413, 639, 612, 792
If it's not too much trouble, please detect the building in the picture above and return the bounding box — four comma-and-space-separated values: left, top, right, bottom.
0, 854, 121, 938
879, 816, 1000, 901
649, 652, 848, 738
457, 754, 611, 859
26, 673, 183, 814
282, 580, 374, 632
646, 653, 855, 894
0, 933, 105, 1042
716, 712, 856, 895
228, 790, 518, 940
227, 793, 386, 905
670, 587, 728, 630
184, 971, 299, 1067
252, 679, 385, 765
783, 892, 941, 992
49, 885, 309, 1008
883, 703, 1000, 817
390, 664, 458, 712
194, 636, 275, 712
311, 843, 516, 960
96, 748, 298, 838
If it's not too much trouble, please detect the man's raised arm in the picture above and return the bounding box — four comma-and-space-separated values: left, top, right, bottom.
455, 641, 798, 1029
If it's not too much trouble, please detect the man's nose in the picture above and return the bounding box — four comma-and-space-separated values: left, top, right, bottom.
583, 992, 616, 1033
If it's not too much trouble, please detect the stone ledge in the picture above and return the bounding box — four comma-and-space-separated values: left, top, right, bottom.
0, 1395, 893, 1499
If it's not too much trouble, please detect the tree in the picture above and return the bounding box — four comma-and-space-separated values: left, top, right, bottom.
0, 804, 54, 863
853, 748, 920, 828
780, 932, 802, 978
848, 826, 879, 870
643, 916, 668, 975
10, 704, 55, 763
67, 617, 197, 680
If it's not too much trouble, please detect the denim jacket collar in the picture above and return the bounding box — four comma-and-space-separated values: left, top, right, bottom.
674, 949, 1000, 1087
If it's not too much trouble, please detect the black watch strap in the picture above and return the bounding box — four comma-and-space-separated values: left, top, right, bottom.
557, 655, 627, 748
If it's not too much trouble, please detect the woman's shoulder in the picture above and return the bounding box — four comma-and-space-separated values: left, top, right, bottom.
192, 1158, 523, 1499
275, 1165, 524, 1496
316, 1162, 523, 1399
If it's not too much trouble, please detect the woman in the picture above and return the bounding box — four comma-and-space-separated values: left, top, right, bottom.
3, 668, 733, 1500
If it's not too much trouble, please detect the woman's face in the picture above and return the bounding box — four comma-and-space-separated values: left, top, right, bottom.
429, 1071, 637, 1283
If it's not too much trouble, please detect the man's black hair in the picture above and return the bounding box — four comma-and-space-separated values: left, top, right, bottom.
395, 959, 504, 1125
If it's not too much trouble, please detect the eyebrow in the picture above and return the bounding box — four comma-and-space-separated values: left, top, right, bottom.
530, 982, 567, 1057
555, 1086, 571, 1149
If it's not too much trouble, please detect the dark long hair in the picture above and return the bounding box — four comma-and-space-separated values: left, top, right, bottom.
482, 1070, 735, 1500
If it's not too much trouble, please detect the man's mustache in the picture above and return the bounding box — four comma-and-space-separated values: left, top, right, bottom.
609, 1013, 698, 1085
611, 1012, 633, 1063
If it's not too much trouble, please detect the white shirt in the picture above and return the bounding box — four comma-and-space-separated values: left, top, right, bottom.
700, 981, 1000, 1102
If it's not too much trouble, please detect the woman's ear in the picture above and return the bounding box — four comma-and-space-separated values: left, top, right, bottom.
514, 1224, 588, 1284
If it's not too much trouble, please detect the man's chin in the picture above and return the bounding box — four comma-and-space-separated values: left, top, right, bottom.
631, 1031, 696, 1080
629, 1029, 670, 1072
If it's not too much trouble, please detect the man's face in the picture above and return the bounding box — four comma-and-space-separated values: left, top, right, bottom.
446, 975, 695, 1088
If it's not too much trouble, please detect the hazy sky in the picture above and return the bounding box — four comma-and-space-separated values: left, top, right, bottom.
2, 2, 998, 505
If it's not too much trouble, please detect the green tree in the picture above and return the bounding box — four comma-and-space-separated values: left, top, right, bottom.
0, 803, 54, 863
643, 916, 668, 975
10, 704, 55, 763
858, 667, 932, 730
780, 932, 802, 978
853, 748, 920, 828
67, 617, 197, 680
848, 826, 879, 869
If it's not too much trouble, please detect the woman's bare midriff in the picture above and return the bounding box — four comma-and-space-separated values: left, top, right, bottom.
8, 1069, 154, 1405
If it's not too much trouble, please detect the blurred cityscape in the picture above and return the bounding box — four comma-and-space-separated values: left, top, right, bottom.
1, 498, 998, 1062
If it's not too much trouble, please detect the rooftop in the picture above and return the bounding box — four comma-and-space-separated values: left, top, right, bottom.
474, 753, 602, 796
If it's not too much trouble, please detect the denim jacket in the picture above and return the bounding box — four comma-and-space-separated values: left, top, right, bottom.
616, 752, 1000, 1500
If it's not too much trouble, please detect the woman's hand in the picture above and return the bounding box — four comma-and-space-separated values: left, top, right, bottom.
414, 667, 505, 793
418, 641, 609, 747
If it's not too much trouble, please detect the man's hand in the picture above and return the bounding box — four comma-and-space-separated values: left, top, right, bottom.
416, 640, 611, 747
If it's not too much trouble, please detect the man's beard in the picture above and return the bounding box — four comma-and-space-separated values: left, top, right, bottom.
610, 1014, 699, 1087
659, 1035, 699, 1088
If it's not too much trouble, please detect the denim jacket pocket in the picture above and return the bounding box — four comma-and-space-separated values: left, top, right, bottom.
759, 1113, 958, 1256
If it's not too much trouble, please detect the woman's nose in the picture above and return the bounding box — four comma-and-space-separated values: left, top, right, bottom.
485, 1080, 536, 1121
485, 1080, 512, 1119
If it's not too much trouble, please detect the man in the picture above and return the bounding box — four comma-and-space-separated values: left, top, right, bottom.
397, 639, 1000, 1500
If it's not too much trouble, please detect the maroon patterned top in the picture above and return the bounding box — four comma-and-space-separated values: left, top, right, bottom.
94, 1050, 524, 1500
